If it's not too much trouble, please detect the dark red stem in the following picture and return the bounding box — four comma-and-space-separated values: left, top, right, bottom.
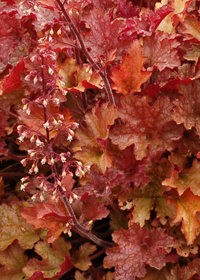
55, 0, 116, 106
41, 56, 113, 248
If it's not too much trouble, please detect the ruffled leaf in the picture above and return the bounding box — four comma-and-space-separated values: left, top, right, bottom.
0, 202, 39, 251
168, 190, 200, 245
73, 242, 96, 271
57, 58, 103, 92
72, 102, 118, 173
83, 7, 131, 63
110, 94, 183, 160
162, 159, 200, 196
20, 197, 71, 243
142, 31, 181, 71
111, 40, 152, 95
172, 80, 200, 136
22, 237, 74, 279
104, 223, 174, 279
0, 242, 27, 280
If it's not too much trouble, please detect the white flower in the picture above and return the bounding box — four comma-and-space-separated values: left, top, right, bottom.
20, 184, 26, 191
36, 138, 43, 147
34, 166, 38, 174
31, 194, 36, 201
20, 159, 26, 165
61, 156, 66, 163
43, 121, 50, 129
18, 136, 24, 142
40, 194, 44, 202
24, 75, 30, 81
41, 157, 46, 165
62, 170, 66, 177
43, 99, 48, 107
57, 28, 62, 35
53, 98, 60, 105
33, 76, 38, 84
26, 108, 31, 115
67, 134, 73, 142
23, 104, 28, 111
48, 66, 54, 75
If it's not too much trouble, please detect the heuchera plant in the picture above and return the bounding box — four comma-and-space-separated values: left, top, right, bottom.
1, 0, 200, 279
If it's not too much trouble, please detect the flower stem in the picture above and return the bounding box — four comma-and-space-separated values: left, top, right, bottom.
55, 0, 116, 106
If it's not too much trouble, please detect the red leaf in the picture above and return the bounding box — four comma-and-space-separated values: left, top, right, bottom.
182, 14, 200, 42
0, 11, 21, 72
61, 173, 75, 192
83, 7, 131, 63
2, 57, 24, 94
82, 195, 109, 221
172, 80, 200, 136
57, 58, 103, 92
104, 223, 174, 279
110, 95, 183, 160
162, 158, 200, 196
122, 5, 174, 37
20, 197, 71, 243
142, 31, 181, 71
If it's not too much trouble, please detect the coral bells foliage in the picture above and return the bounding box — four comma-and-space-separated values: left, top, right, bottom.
2, 0, 200, 280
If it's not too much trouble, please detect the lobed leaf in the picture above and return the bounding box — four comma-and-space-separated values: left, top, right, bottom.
73, 242, 97, 271
57, 58, 103, 92
110, 95, 183, 160
72, 102, 118, 173
0, 202, 39, 251
104, 223, 174, 280
20, 197, 71, 243
0, 242, 27, 280
142, 31, 181, 71
111, 40, 152, 95
22, 237, 74, 278
168, 190, 200, 245
172, 80, 200, 136
162, 158, 200, 196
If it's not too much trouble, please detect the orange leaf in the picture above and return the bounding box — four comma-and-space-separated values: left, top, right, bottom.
57, 58, 103, 92
0, 242, 27, 280
0, 202, 39, 251
20, 197, 71, 243
73, 242, 96, 271
162, 159, 200, 196
168, 190, 200, 245
22, 237, 73, 279
18, 101, 75, 140
72, 102, 118, 173
111, 40, 152, 95
183, 15, 200, 41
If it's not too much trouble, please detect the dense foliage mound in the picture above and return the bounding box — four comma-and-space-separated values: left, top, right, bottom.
1, 0, 200, 279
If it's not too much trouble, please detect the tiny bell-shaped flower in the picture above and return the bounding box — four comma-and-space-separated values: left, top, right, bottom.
41, 157, 46, 165
43, 121, 50, 129
36, 138, 43, 147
